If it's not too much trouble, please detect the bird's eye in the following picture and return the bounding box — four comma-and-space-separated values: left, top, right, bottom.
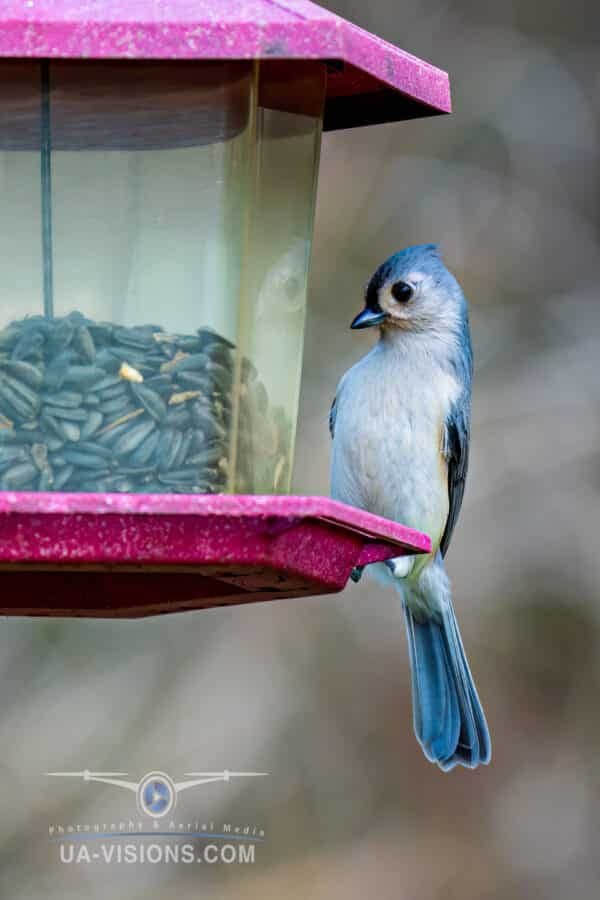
390, 281, 413, 303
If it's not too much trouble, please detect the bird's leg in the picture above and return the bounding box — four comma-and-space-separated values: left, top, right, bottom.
385, 555, 415, 579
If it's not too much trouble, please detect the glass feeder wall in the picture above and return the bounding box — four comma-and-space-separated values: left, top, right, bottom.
0, 60, 324, 495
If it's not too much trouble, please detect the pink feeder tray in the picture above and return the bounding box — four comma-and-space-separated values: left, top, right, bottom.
0, 493, 430, 618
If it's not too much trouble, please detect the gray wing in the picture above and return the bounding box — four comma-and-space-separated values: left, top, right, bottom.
329, 395, 337, 439
329, 371, 348, 439
440, 393, 471, 558
329, 383, 364, 582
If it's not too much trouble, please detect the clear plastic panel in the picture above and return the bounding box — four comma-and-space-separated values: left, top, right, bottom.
0, 60, 325, 495
232, 62, 325, 494
0, 64, 44, 322
47, 62, 254, 341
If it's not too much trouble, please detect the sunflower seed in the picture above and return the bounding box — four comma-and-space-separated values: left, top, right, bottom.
188, 446, 224, 467
96, 408, 144, 437
63, 365, 105, 390
206, 341, 233, 367
177, 371, 210, 391
46, 437, 64, 452
41, 390, 83, 409
46, 319, 74, 355
143, 480, 167, 493
80, 411, 104, 439
127, 429, 160, 466
42, 405, 88, 422
205, 360, 232, 390
0, 360, 44, 389
0, 325, 21, 351
44, 359, 70, 391
112, 419, 156, 457
0, 375, 38, 419
12, 331, 44, 361
165, 407, 191, 429
76, 441, 114, 461
131, 383, 167, 422
160, 429, 183, 471
114, 326, 154, 350
58, 421, 81, 443
73, 478, 111, 492
0, 446, 28, 469
95, 348, 121, 373
158, 468, 200, 485
144, 374, 174, 395
100, 395, 135, 417
155, 428, 175, 466
73, 325, 96, 363
173, 335, 203, 352
87, 322, 114, 344
197, 327, 235, 350
103, 476, 136, 493
38, 469, 54, 491
92, 375, 122, 393
1, 462, 37, 489
53, 465, 74, 490
121, 464, 157, 476
174, 429, 193, 467
15, 429, 46, 444
171, 352, 210, 374
190, 403, 227, 441
62, 448, 112, 469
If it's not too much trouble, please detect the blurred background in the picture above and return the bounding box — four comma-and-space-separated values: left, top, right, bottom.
1, 1, 600, 897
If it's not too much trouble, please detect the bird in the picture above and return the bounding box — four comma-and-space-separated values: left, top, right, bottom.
329, 244, 491, 771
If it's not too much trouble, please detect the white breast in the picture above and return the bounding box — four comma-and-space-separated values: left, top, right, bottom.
331, 341, 461, 550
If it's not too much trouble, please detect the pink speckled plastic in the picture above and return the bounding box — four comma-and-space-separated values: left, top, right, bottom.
0, 493, 430, 617
0, 1, 451, 120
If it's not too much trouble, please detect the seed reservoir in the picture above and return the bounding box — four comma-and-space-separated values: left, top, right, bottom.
0, 60, 324, 494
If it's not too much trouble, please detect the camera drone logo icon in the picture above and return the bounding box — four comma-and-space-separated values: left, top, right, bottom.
46, 769, 269, 819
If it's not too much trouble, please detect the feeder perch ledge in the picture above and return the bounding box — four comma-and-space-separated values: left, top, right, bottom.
0, 493, 430, 618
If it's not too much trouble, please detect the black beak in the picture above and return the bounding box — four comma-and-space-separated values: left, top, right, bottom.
350, 307, 388, 330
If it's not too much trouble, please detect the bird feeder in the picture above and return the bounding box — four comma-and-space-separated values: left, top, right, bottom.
0, 0, 447, 617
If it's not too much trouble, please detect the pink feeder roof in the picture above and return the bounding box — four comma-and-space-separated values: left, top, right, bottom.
0, 0, 451, 129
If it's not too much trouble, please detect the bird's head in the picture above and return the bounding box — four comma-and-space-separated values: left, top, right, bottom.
350, 244, 466, 338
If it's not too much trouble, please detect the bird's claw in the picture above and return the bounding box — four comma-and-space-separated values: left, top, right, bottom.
350, 566, 364, 583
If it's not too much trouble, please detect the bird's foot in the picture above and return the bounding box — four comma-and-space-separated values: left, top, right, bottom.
385, 556, 415, 579
350, 565, 364, 583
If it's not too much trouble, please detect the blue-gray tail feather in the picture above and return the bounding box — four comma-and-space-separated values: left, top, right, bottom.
403, 599, 491, 771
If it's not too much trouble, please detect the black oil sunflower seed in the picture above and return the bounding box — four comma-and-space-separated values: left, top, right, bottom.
0, 312, 290, 494
1, 461, 37, 489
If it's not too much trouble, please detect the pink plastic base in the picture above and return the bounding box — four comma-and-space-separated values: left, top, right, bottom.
0, 493, 430, 618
